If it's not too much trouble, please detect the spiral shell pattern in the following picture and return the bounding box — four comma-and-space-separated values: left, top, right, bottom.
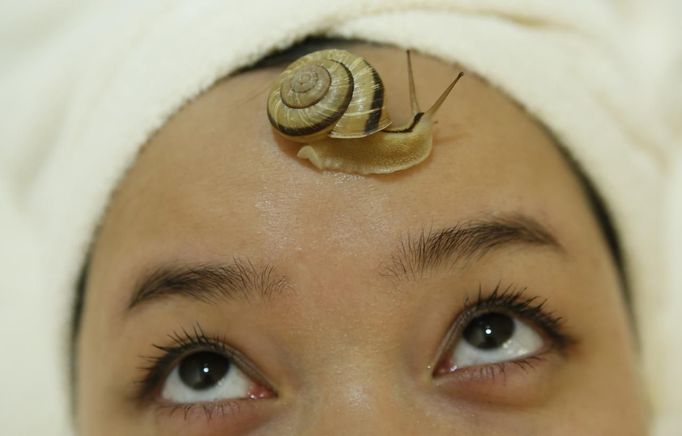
267, 49, 391, 143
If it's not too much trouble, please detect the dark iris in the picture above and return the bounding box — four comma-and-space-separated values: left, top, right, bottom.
178, 352, 231, 390
463, 312, 515, 350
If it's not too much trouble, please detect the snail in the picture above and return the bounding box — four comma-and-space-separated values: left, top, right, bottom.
266, 48, 463, 175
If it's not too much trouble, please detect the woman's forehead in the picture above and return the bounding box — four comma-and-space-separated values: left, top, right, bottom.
92, 46, 589, 284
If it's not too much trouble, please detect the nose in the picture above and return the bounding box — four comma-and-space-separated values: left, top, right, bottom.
292, 367, 437, 436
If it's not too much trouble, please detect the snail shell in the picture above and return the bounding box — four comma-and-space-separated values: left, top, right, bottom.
266, 49, 391, 143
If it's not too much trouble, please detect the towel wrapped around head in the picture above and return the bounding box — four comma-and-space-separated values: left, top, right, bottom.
0, 1, 680, 434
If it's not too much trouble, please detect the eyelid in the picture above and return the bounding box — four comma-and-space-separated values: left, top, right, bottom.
155, 396, 262, 423
133, 325, 276, 404
430, 283, 575, 374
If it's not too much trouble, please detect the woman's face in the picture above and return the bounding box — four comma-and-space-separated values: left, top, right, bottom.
76, 45, 646, 435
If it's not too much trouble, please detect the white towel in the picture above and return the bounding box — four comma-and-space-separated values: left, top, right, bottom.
0, 1, 679, 435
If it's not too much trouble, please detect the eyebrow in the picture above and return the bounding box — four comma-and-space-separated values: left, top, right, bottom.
381, 214, 563, 281
127, 258, 290, 311
127, 214, 562, 312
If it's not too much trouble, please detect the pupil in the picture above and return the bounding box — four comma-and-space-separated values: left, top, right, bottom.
178, 352, 230, 390
463, 312, 515, 350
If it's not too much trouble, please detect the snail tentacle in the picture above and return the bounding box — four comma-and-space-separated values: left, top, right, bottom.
407, 50, 421, 116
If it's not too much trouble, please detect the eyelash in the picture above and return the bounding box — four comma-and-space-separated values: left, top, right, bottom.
133, 283, 574, 415
434, 282, 576, 378
133, 324, 269, 409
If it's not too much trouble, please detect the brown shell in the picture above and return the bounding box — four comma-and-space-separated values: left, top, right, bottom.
266, 49, 391, 143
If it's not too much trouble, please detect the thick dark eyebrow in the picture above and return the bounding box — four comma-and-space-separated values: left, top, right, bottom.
127, 258, 290, 311
381, 214, 563, 281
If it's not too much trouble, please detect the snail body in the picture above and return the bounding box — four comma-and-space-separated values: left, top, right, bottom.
297, 112, 432, 174
267, 49, 463, 175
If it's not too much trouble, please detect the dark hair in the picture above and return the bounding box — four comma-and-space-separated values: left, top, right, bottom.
69, 36, 629, 405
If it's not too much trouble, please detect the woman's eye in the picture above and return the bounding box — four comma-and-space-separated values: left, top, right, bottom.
444, 312, 544, 370
161, 351, 258, 404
